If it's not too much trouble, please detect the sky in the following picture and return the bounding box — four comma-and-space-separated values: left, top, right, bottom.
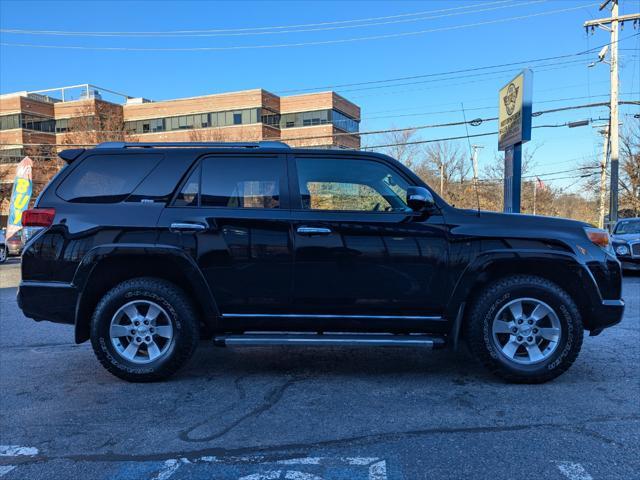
1, 0, 639, 192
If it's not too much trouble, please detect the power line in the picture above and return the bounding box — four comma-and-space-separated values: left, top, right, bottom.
333, 58, 592, 95
0, 1, 517, 36
277, 31, 638, 94
0, 3, 600, 52
1, 101, 636, 150
0, 1, 547, 38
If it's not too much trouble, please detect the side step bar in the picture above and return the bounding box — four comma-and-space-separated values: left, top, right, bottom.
214, 333, 446, 349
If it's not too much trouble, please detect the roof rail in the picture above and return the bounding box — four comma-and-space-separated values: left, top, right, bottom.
95, 141, 290, 149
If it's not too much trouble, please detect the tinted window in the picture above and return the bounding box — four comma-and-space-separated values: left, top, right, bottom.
57, 154, 162, 203
296, 157, 410, 212
200, 156, 284, 209
174, 167, 200, 207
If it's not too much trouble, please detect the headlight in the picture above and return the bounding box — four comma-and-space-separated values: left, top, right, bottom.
615, 244, 630, 256
584, 227, 613, 253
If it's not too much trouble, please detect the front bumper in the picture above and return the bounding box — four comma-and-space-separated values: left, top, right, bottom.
615, 255, 640, 271
587, 299, 625, 335
17, 281, 77, 325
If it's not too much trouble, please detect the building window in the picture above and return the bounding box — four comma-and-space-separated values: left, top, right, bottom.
0, 113, 56, 133
277, 109, 358, 132
0, 114, 20, 130
233, 113, 242, 125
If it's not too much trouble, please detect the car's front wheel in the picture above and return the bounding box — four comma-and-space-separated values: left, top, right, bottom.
465, 275, 583, 383
0, 245, 7, 264
90, 277, 200, 382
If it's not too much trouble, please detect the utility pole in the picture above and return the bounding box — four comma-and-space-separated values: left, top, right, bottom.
584, 0, 640, 228
471, 144, 483, 182
598, 126, 610, 229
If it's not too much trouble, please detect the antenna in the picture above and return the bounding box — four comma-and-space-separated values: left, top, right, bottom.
461, 103, 482, 215
471, 144, 484, 214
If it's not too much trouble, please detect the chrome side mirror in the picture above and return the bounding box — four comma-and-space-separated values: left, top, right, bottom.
406, 186, 435, 212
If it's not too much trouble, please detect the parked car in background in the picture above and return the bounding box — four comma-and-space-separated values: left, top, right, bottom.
611, 218, 640, 272
5, 227, 41, 257
5, 229, 23, 256
0, 228, 7, 264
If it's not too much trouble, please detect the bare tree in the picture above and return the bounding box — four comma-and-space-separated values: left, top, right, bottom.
619, 123, 640, 217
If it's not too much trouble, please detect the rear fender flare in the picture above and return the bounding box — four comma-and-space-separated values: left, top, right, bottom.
73, 243, 219, 343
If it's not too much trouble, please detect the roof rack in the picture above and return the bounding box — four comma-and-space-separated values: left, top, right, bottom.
95, 141, 290, 149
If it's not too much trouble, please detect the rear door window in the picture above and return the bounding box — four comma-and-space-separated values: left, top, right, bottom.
56, 154, 162, 203
199, 156, 286, 209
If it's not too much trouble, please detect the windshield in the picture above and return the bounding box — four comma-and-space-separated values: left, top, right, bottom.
614, 220, 640, 235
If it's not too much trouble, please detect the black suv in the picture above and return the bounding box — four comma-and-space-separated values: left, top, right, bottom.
18, 142, 624, 383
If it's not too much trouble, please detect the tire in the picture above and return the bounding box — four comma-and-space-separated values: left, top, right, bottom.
0, 245, 7, 264
465, 275, 583, 384
90, 277, 200, 382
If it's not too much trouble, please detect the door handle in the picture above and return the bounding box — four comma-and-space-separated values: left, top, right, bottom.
170, 222, 207, 232
297, 226, 332, 235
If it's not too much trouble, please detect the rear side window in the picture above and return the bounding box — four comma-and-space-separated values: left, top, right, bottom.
57, 154, 162, 203
198, 156, 285, 209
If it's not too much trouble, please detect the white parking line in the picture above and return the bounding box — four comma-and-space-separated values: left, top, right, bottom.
151, 458, 186, 480
0, 466, 16, 478
0, 445, 38, 478
557, 462, 594, 480
0, 445, 38, 457
148, 455, 388, 479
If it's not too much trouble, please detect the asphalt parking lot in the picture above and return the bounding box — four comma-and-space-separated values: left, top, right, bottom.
0, 258, 638, 480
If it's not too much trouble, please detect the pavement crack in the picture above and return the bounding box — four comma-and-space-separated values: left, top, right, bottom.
3, 414, 637, 466
178, 375, 304, 443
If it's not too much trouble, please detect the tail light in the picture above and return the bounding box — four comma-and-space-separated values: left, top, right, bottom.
22, 208, 56, 227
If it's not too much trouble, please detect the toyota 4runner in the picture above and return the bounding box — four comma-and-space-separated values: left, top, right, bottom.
18, 142, 624, 383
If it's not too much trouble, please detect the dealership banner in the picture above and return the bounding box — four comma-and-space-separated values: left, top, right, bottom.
6, 156, 33, 240
498, 69, 533, 151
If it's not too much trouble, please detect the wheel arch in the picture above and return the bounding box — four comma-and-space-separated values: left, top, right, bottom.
73, 244, 219, 343
447, 251, 600, 337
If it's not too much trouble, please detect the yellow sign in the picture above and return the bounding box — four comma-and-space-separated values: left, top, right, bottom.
498, 70, 532, 151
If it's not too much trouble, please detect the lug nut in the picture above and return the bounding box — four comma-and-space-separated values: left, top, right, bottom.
512, 327, 518, 333
517, 319, 523, 324
533, 328, 538, 334
134, 321, 140, 326
145, 336, 151, 342
130, 329, 136, 335
527, 336, 533, 342
144, 320, 149, 325
528, 319, 533, 325
517, 335, 523, 342
150, 328, 155, 333
136, 337, 142, 343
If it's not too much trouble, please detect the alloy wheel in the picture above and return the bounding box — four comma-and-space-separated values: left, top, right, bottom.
109, 300, 174, 364
491, 297, 562, 365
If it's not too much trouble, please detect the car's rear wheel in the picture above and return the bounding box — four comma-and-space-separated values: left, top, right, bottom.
465, 275, 583, 383
90, 277, 199, 382
0, 245, 7, 263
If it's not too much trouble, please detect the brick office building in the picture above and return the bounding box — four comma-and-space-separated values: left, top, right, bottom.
0, 84, 361, 219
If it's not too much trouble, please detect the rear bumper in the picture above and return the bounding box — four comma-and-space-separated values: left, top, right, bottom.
17, 281, 77, 325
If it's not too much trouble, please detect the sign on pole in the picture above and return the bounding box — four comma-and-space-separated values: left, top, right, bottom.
6, 156, 33, 240
499, 69, 532, 213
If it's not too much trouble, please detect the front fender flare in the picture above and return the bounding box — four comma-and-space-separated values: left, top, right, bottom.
446, 249, 601, 323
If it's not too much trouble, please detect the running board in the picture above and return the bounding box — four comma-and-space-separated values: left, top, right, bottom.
213, 333, 446, 349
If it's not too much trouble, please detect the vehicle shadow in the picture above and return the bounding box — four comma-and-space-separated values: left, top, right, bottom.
182, 341, 489, 382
